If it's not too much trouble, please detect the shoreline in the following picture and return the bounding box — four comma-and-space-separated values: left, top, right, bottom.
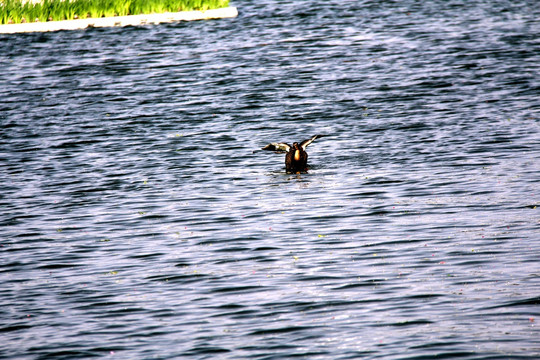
0, 6, 238, 34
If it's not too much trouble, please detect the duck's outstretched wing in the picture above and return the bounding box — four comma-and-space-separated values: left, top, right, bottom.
261, 142, 291, 153
300, 135, 326, 151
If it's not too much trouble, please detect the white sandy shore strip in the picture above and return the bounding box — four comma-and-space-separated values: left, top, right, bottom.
0, 6, 237, 34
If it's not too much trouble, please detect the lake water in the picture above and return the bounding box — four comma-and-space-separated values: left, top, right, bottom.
1, 0, 539, 359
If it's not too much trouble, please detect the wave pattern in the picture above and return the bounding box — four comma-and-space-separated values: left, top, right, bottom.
1, 0, 539, 359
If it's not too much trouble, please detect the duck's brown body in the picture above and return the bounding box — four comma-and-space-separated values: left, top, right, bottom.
285, 143, 308, 173
261, 135, 325, 173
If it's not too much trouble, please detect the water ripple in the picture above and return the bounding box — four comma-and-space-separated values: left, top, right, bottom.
1, 0, 539, 359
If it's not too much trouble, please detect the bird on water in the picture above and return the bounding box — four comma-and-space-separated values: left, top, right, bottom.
261, 135, 326, 173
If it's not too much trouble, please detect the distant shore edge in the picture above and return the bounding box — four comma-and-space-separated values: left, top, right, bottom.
0, 6, 238, 34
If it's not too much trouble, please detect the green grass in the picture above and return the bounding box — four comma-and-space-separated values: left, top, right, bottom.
0, 0, 229, 24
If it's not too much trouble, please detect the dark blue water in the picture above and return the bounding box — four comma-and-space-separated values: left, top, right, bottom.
1, 0, 539, 359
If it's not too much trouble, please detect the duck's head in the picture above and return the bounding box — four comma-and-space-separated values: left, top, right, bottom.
292, 142, 300, 149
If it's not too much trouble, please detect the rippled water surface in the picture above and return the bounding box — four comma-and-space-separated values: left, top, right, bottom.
1, 0, 539, 359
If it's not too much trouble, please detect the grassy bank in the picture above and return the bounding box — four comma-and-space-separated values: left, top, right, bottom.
0, 0, 229, 24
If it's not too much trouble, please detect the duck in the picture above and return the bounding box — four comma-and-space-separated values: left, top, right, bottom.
261, 135, 326, 173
